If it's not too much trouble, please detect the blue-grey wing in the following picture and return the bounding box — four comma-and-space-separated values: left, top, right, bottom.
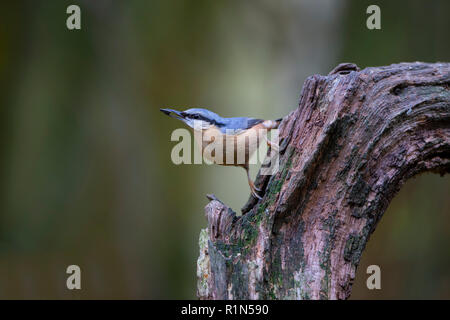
219, 117, 264, 134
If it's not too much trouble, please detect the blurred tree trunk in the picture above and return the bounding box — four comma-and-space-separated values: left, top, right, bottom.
197, 62, 450, 300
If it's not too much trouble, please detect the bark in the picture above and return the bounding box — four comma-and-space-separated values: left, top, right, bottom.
196, 62, 450, 300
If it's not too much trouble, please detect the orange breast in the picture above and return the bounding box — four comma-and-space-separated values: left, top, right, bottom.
193, 123, 269, 166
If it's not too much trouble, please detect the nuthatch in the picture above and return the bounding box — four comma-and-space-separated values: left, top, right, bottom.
161, 107, 281, 199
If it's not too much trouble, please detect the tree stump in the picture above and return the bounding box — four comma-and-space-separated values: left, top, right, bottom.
197, 62, 450, 300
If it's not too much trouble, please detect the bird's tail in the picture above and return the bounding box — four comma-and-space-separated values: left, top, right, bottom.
273, 117, 283, 128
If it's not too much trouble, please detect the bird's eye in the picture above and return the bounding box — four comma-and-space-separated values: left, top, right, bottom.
191, 114, 199, 119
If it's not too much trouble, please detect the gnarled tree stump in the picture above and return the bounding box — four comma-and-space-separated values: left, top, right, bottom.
197, 62, 450, 300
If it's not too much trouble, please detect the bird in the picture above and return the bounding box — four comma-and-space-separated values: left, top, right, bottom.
160, 107, 282, 199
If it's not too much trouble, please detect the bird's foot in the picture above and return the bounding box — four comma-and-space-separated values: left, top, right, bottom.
264, 135, 279, 152
251, 189, 263, 200
248, 179, 262, 199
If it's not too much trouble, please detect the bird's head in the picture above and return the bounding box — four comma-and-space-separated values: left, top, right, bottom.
160, 107, 224, 130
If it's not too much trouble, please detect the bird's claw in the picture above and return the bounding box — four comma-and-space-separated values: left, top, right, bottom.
245, 165, 263, 200
251, 190, 262, 200
248, 178, 263, 200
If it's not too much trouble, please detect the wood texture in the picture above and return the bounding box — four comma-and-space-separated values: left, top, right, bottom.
197, 62, 450, 300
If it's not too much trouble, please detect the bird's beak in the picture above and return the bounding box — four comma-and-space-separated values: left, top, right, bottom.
160, 108, 185, 121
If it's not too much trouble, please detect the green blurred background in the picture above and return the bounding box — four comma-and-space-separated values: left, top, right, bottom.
0, 0, 449, 299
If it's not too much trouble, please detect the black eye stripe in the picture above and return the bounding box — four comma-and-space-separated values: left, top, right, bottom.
188, 114, 206, 121
183, 113, 224, 127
